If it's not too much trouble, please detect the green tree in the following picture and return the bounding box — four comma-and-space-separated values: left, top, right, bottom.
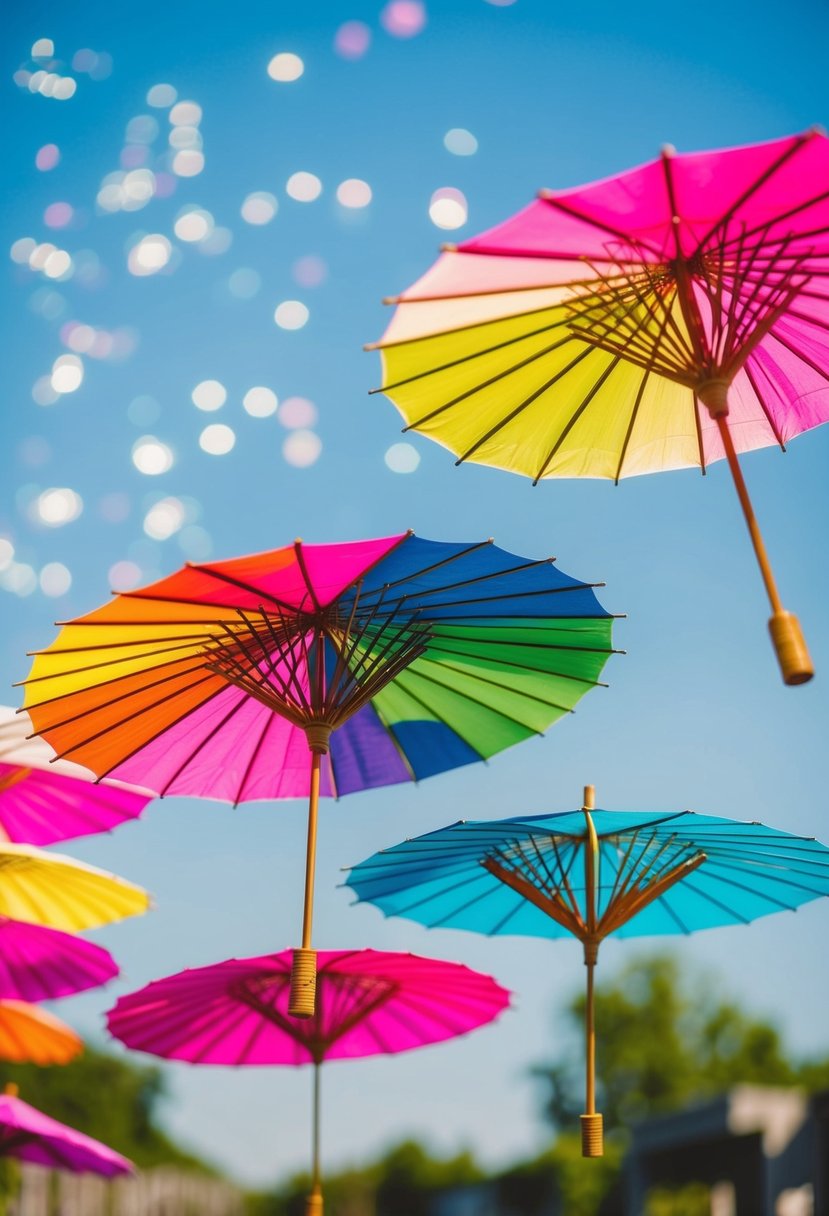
248, 1140, 483, 1216
2, 1044, 212, 1171
537, 953, 829, 1135
534, 953, 829, 1216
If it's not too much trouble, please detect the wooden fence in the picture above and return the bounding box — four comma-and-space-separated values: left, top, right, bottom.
8, 1164, 245, 1216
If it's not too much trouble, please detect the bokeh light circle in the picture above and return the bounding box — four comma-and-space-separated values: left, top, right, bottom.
292, 255, 327, 288
50, 354, 83, 393
174, 208, 214, 242
267, 53, 304, 82
385, 442, 421, 473
334, 22, 371, 59
127, 234, 172, 276
147, 83, 177, 108
199, 424, 236, 455
228, 268, 261, 299
336, 179, 372, 208
35, 487, 83, 526
132, 436, 174, 475
172, 150, 205, 177
241, 192, 278, 225
144, 497, 186, 540
380, 1, 427, 37
279, 397, 318, 429
429, 187, 468, 230
274, 300, 309, 330
39, 562, 72, 596
169, 100, 202, 126
109, 560, 143, 590
243, 387, 278, 417
191, 380, 226, 411
444, 128, 478, 156
286, 172, 322, 202
283, 430, 322, 468
35, 144, 60, 171
44, 202, 73, 229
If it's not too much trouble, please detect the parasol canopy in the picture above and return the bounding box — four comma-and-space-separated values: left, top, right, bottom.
371, 131, 829, 684
0, 706, 151, 846
0, 1084, 133, 1176
0, 842, 150, 932
0, 1001, 82, 1066
0, 916, 117, 1003
22, 531, 616, 1015
345, 786, 829, 1156
107, 948, 509, 1216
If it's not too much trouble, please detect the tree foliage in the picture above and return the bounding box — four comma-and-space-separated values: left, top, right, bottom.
2, 1044, 212, 1172
536, 953, 829, 1138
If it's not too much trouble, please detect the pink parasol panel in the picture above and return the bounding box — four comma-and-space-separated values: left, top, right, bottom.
0, 708, 151, 845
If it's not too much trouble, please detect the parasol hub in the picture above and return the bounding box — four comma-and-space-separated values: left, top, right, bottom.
305, 724, 332, 755
696, 378, 731, 418
3, 1083, 19, 1097
583, 938, 600, 966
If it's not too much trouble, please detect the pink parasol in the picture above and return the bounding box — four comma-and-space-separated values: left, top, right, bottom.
0, 707, 151, 846
0, 917, 118, 1003
0, 1084, 133, 1176
108, 948, 510, 1214
372, 130, 829, 683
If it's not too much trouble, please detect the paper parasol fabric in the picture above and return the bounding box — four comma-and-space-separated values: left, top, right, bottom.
0, 916, 118, 1002
0, 1085, 133, 1176
107, 948, 509, 1216
0, 843, 149, 932
345, 785, 829, 1155
22, 531, 616, 1015
371, 131, 829, 683
0, 1001, 82, 1066
0, 706, 151, 846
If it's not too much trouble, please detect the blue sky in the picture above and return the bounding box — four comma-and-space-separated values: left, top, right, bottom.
3, 0, 829, 1189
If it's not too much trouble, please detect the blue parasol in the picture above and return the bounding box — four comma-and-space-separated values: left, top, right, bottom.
345, 786, 829, 1157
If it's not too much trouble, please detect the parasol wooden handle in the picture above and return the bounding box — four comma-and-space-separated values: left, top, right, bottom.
289, 948, 318, 1019
698, 391, 815, 687
768, 612, 814, 687
305, 1188, 323, 1216
580, 1113, 603, 1158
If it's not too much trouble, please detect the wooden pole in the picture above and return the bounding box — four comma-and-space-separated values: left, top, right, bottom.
290, 728, 330, 1019
580, 786, 603, 1158
301, 749, 322, 951
306, 1064, 323, 1216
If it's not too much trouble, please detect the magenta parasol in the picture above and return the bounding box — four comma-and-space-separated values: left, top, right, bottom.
107, 948, 510, 1214
0, 707, 151, 846
0, 917, 118, 1003
0, 1084, 133, 1176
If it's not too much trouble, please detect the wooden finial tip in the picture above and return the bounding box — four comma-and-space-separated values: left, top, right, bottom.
583, 784, 595, 810
440, 242, 458, 252
4, 1083, 19, 1097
